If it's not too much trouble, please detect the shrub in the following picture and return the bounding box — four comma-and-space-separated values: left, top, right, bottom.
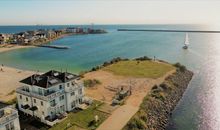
152, 85, 158, 90
139, 110, 147, 122
173, 62, 187, 72
173, 62, 181, 68
179, 65, 186, 72
91, 66, 101, 71
110, 57, 123, 64
6, 98, 17, 105
103, 62, 110, 67
127, 117, 146, 129
159, 83, 168, 90
84, 79, 101, 88
151, 92, 165, 101
135, 56, 151, 61
88, 120, 96, 127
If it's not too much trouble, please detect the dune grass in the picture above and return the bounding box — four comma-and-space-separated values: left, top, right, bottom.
103, 60, 175, 79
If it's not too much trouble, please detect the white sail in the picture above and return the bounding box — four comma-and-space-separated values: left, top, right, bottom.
184, 33, 189, 45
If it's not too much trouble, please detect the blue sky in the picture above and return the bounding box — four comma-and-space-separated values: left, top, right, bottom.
1, 0, 220, 25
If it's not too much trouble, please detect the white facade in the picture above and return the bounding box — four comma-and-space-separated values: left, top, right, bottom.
0, 107, 20, 130
16, 72, 84, 126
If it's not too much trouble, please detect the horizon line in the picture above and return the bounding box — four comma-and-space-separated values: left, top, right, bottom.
118, 29, 220, 33
0, 23, 207, 26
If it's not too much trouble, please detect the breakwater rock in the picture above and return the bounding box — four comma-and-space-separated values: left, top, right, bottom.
123, 69, 193, 130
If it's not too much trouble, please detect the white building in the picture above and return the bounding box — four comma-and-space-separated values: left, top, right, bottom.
16, 70, 84, 126
0, 105, 20, 130
0, 34, 12, 44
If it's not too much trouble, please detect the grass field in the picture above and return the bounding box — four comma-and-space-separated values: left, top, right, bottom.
103, 60, 175, 79
50, 101, 109, 130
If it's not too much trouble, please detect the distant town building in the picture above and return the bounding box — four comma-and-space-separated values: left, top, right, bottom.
66, 27, 77, 33
0, 34, 4, 44
16, 70, 84, 126
36, 32, 46, 39
0, 27, 107, 45
0, 105, 20, 130
46, 30, 56, 39
0, 34, 13, 44
54, 30, 62, 37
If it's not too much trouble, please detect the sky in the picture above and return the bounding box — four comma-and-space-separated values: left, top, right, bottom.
0, 0, 220, 25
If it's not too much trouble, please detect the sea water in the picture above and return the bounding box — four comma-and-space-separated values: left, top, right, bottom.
0, 25, 220, 130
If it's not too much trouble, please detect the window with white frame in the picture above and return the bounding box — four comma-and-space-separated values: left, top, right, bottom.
59, 95, 64, 101
71, 92, 75, 96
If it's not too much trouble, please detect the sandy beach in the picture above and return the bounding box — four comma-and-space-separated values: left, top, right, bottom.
0, 44, 34, 53
0, 66, 35, 102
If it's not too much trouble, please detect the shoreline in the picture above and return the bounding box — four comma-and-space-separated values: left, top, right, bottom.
0, 33, 87, 53
0, 33, 73, 53
123, 68, 193, 130
0, 44, 35, 53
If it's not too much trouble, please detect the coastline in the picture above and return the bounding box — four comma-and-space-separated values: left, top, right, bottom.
0, 44, 35, 53
123, 68, 193, 130
0, 33, 73, 53
0, 33, 85, 53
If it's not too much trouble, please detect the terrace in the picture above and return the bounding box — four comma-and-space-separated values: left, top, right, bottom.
16, 86, 65, 101
0, 107, 18, 125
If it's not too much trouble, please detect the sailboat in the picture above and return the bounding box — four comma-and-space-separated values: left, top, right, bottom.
183, 33, 189, 49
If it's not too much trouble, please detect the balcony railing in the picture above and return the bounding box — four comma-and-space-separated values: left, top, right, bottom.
47, 90, 65, 100
16, 87, 65, 101
66, 82, 83, 93
0, 112, 18, 125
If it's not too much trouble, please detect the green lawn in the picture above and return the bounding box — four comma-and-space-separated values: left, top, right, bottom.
103, 60, 175, 79
50, 101, 109, 130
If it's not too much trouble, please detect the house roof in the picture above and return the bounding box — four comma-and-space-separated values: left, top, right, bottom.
20, 70, 79, 89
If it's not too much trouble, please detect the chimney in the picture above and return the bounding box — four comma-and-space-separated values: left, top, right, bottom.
31, 75, 33, 85
46, 76, 49, 87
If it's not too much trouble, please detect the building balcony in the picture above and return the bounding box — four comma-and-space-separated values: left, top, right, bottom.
0, 108, 18, 125
66, 82, 83, 93
44, 113, 66, 126
16, 87, 65, 101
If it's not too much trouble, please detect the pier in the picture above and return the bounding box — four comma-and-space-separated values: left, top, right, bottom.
36, 45, 70, 49
118, 29, 220, 33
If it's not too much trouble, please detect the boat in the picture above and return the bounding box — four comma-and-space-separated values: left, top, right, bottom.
183, 33, 189, 49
